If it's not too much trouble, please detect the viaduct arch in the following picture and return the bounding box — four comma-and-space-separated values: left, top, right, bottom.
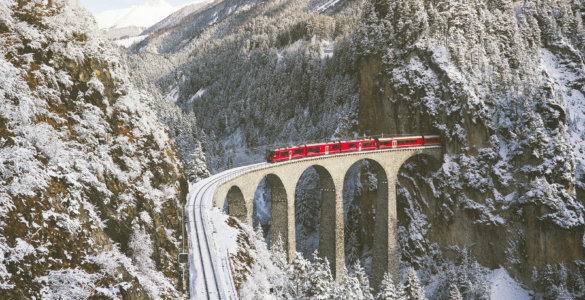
212, 146, 441, 288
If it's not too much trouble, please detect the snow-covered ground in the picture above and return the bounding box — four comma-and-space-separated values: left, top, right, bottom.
113, 34, 149, 47
488, 268, 532, 299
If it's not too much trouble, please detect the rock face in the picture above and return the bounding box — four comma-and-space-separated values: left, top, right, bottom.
356, 0, 585, 286
0, 0, 197, 298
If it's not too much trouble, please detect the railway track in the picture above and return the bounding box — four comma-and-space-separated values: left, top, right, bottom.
185, 164, 263, 299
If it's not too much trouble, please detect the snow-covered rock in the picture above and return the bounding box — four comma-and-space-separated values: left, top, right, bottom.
0, 0, 205, 297
356, 0, 585, 295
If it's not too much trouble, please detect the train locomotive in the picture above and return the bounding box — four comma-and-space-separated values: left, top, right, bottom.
266, 135, 440, 163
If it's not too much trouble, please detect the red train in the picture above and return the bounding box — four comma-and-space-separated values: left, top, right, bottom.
267, 135, 440, 163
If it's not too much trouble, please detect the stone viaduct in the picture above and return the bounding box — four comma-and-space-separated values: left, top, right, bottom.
212, 146, 442, 287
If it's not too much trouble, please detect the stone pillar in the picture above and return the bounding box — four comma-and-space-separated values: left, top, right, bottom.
318, 185, 344, 279
285, 184, 296, 261
266, 174, 296, 261
269, 185, 289, 252
371, 170, 397, 290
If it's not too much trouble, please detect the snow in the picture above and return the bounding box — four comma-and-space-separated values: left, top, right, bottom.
36, 268, 96, 300
166, 85, 180, 103
95, 0, 179, 30
540, 47, 585, 181
488, 268, 532, 300
315, 0, 342, 13
188, 88, 206, 103
208, 208, 239, 254
113, 34, 148, 48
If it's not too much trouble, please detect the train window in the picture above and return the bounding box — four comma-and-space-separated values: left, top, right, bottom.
425, 137, 440, 143
308, 147, 319, 152
397, 139, 418, 145
380, 141, 391, 145
332, 145, 340, 150
348, 143, 356, 147
281, 151, 289, 156
294, 149, 304, 154
363, 142, 372, 147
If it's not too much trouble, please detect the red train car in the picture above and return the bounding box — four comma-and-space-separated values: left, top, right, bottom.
340, 139, 377, 153
267, 146, 304, 162
423, 135, 441, 145
306, 142, 341, 157
267, 148, 292, 162
361, 139, 377, 151
267, 145, 308, 162
395, 136, 423, 147
377, 137, 395, 149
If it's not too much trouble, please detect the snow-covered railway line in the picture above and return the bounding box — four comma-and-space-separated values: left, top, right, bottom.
186, 164, 262, 299
191, 177, 222, 298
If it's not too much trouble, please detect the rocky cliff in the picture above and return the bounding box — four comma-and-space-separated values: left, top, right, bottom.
356, 0, 585, 291
0, 0, 199, 298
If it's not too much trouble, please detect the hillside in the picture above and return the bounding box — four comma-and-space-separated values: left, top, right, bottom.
0, 0, 207, 297
356, 0, 585, 296
127, 0, 362, 172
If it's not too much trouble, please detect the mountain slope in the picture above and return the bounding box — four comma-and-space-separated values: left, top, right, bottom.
356, 0, 585, 294
0, 0, 204, 297
127, 0, 362, 171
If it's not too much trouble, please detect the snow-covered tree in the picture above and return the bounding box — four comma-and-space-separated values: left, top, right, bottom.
403, 267, 426, 300
306, 250, 334, 299
270, 236, 288, 270
353, 260, 374, 299
376, 271, 404, 300
448, 283, 462, 300
289, 252, 312, 297
336, 268, 365, 299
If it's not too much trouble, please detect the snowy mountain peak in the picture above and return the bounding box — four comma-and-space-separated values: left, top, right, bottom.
145, 0, 170, 7
95, 0, 178, 30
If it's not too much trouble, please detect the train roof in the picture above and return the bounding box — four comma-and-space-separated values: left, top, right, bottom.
338, 138, 376, 143
393, 135, 423, 139
305, 141, 338, 147
271, 145, 305, 151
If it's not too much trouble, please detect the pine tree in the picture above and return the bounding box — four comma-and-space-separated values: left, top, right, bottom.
336, 268, 364, 299
289, 252, 312, 297
448, 283, 462, 300
353, 260, 374, 299
306, 250, 334, 299
270, 235, 288, 271
376, 271, 404, 300
403, 267, 426, 300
